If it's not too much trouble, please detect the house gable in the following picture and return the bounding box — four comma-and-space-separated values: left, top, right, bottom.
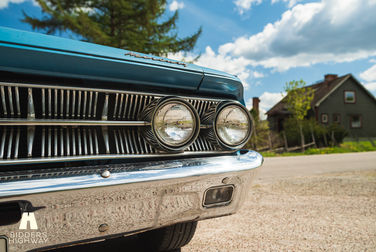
318, 75, 376, 137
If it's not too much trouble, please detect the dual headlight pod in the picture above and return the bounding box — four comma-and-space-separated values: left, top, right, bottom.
139, 97, 252, 152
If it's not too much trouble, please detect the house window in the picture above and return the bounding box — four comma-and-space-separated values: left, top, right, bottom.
333, 114, 341, 124
344, 91, 356, 103
321, 114, 328, 124
351, 115, 362, 128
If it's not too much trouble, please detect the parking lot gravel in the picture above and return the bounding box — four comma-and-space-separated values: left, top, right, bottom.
182, 171, 376, 251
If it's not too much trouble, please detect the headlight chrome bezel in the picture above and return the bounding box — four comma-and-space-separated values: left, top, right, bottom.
139, 96, 200, 152
202, 101, 253, 151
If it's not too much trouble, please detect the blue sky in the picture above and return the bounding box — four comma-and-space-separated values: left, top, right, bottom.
1, 0, 376, 117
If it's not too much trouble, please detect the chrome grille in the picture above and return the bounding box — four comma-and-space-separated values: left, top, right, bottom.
0, 82, 221, 165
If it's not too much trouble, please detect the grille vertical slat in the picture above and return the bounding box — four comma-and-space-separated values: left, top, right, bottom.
72, 91, 76, 118
72, 129, 76, 156
66, 90, 70, 118
14, 128, 20, 159
41, 128, 45, 157
8, 87, 14, 117
67, 129, 70, 156
0, 128, 6, 158
42, 89, 46, 118
83, 129, 88, 155
6, 128, 13, 158
48, 89, 52, 118
123, 130, 130, 154
54, 89, 58, 118
15, 87, 21, 117
114, 130, 120, 154
128, 95, 134, 120
132, 95, 138, 119
127, 130, 134, 154
27, 126, 35, 157
94, 129, 99, 155
77, 91, 82, 118
60, 128, 64, 156
1, 86, 7, 116
102, 127, 110, 154
118, 94, 124, 120
28, 88, 35, 119
131, 130, 139, 154
83, 91, 88, 119
48, 128, 52, 157
122, 94, 129, 119
60, 90, 64, 117
88, 92, 93, 118
113, 93, 119, 119
88, 129, 93, 155
118, 130, 125, 154
54, 128, 57, 157
93, 92, 98, 118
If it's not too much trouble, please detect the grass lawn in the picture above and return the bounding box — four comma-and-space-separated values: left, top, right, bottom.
259, 141, 376, 157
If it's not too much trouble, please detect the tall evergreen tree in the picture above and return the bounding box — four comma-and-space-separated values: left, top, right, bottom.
22, 0, 202, 56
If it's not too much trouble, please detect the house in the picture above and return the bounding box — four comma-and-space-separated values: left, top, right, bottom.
267, 74, 376, 137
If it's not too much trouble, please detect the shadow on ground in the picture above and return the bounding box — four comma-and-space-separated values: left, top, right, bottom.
48, 234, 181, 252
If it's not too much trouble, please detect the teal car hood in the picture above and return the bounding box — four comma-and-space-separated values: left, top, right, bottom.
0, 27, 244, 102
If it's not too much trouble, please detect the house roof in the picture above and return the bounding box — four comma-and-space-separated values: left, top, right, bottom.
267, 74, 376, 117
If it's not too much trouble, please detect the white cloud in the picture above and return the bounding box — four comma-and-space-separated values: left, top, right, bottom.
234, 0, 262, 15
272, 0, 302, 8
169, 0, 185, 12
259, 91, 285, 109
370, 59, 376, 63
364, 82, 376, 92
0, 0, 28, 9
360, 64, 376, 82
223, 0, 376, 72
252, 71, 265, 78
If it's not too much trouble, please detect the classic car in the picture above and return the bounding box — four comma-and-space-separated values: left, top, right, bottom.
0, 26, 263, 252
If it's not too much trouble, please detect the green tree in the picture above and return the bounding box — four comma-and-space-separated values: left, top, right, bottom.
22, 0, 202, 56
284, 79, 314, 151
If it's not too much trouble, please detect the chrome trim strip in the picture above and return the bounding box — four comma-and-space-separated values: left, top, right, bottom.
0, 118, 149, 126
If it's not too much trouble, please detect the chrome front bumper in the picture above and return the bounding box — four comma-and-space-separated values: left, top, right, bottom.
0, 150, 263, 252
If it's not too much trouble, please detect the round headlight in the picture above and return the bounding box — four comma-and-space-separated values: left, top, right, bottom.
201, 101, 252, 150
216, 105, 250, 146
154, 102, 196, 147
138, 96, 200, 152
